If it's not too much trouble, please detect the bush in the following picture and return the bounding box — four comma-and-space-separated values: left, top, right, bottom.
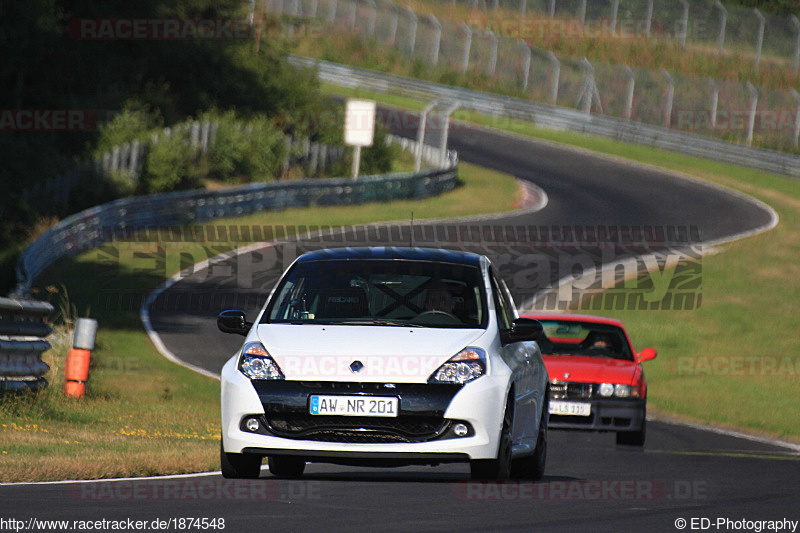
329, 119, 399, 177
94, 105, 163, 156
202, 111, 286, 183
245, 117, 287, 181
141, 134, 202, 194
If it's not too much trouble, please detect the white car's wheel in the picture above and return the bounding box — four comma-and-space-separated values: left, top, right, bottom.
512, 395, 547, 480
470, 402, 513, 480
268, 455, 306, 478
220, 440, 261, 479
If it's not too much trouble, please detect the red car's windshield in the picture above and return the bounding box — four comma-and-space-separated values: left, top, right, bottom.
537, 320, 634, 361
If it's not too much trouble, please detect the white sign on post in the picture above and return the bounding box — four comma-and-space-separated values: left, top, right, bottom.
344, 99, 376, 178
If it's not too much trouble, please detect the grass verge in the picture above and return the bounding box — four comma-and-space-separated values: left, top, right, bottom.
0, 162, 521, 482
324, 83, 800, 442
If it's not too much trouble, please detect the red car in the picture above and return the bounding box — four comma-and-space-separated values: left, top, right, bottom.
523, 314, 657, 446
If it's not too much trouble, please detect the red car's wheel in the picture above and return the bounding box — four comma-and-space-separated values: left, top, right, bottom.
616, 410, 646, 447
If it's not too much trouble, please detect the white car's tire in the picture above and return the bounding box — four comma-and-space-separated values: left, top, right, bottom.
470, 403, 513, 480
220, 440, 262, 479
268, 455, 306, 478
512, 397, 547, 480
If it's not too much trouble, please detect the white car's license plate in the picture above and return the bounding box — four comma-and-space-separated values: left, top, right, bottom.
309, 395, 399, 417
549, 401, 591, 417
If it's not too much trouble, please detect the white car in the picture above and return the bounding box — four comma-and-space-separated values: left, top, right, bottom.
218, 247, 549, 480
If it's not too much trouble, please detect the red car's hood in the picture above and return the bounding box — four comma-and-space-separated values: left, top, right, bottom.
543, 355, 638, 385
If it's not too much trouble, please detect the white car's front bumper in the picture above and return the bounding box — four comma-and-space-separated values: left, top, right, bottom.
220, 356, 509, 462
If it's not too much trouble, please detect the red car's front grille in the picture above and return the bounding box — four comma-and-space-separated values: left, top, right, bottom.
550, 382, 594, 400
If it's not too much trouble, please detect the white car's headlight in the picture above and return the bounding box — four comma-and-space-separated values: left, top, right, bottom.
238, 342, 284, 380
429, 347, 486, 384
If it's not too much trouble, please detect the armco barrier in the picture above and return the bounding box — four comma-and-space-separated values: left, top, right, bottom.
291, 55, 800, 179
14, 140, 458, 297
0, 297, 54, 393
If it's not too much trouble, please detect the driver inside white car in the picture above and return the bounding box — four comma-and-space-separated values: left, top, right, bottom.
424, 280, 455, 314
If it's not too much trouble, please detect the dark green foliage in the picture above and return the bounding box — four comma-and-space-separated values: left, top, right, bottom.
328, 118, 401, 177
0, 0, 321, 249
201, 110, 286, 183
141, 134, 203, 194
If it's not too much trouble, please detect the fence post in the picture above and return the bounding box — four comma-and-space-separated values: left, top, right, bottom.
191, 121, 200, 146
792, 16, 800, 78
791, 89, 800, 148
111, 146, 120, 172
439, 102, 460, 168
366, 0, 377, 37
644, 0, 653, 37
210, 122, 219, 147
610, 0, 619, 35
519, 0, 526, 16
713, 1, 726, 56
201, 120, 211, 153
428, 15, 441, 66
547, 51, 560, 105
388, 1, 398, 45
678, 0, 689, 48
327, 0, 337, 24
309, 0, 318, 18
487, 28, 498, 76
460, 22, 472, 73
519, 40, 531, 91
547, 0, 555, 18
309, 142, 320, 175
579, 0, 587, 29
130, 140, 141, 179
623, 65, 635, 120
662, 70, 674, 128
708, 77, 720, 129
348, 0, 356, 31
746, 82, 758, 147
579, 58, 594, 114
416, 100, 437, 172
753, 9, 765, 73
403, 7, 417, 56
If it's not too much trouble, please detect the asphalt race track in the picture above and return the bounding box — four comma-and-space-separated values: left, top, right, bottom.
3, 113, 798, 533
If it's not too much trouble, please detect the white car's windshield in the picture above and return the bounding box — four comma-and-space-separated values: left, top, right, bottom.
263, 259, 487, 328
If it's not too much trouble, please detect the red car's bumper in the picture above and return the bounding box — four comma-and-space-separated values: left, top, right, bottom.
549, 398, 646, 432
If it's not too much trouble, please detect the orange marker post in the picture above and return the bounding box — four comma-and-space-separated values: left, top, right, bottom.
64, 318, 98, 398
64, 349, 91, 398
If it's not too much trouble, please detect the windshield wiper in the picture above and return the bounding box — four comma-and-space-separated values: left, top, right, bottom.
336, 319, 429, 328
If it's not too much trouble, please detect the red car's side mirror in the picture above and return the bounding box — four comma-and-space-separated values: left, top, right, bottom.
637, 347, 657, 363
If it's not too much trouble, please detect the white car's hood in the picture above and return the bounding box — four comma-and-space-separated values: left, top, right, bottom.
256, 324, 485, 383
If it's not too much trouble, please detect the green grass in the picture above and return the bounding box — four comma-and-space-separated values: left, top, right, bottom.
324, 83, 800, 442
0, 162, 522, 482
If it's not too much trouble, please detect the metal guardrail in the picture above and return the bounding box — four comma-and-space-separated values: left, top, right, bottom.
292, 55, 800, 179
14, 137, 458, 297
0, 297, 53, 393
